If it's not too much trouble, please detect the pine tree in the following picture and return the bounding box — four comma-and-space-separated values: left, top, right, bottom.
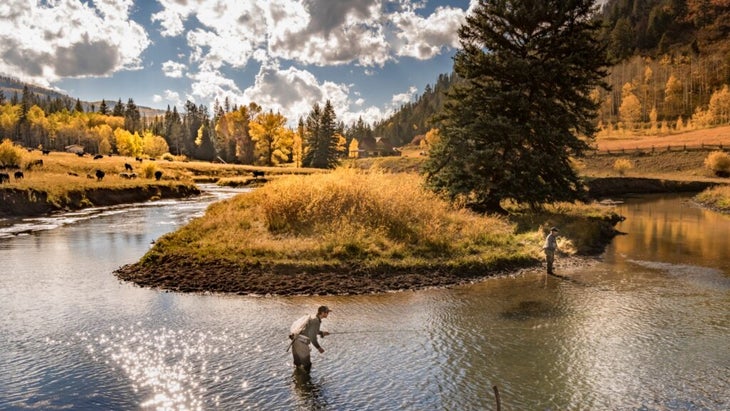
112, 98, 124, 117
302, 101, 341, 169
425, 0, 610, 213
99, 99, 108, 115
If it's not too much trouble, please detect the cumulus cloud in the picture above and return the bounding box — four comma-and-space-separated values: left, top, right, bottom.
153, 90, 183, 108
162, 61, 187, 78
242, 61, 350, 125
0, 0, 149, 86
391, 6, 465, 59
148, 0, 467, 124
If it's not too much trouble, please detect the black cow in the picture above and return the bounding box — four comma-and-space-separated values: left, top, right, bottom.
95, 169, 105, 181
42, 149, 50, 155
124, 163, 133, 172
0, 173, 9, 183
252, 170, 265, 178
14, 171, 23, 180
93, 154, 104, 160
154, 170, 163, 181
26, 159, 43, 169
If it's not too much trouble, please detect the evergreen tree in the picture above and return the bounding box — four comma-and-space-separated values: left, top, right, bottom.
99, 99, 108, 115
124, 98, 141, 133
112, 98, 124, 116
302, 101, 341, 169
74, 98, 84, 113
425, 0, 610, 213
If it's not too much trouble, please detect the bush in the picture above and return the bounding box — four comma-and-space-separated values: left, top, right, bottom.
161, 153, 175, 161
704, 151, 730, 175
0, 139, 24, 167
141, 163, 157, 179
613, 158, 633, 175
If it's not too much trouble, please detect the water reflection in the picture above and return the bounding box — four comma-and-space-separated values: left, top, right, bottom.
1, 191, 728, 409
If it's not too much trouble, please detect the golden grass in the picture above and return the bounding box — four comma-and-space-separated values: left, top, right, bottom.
144, 170, 538, 269
695, 185, 730, 212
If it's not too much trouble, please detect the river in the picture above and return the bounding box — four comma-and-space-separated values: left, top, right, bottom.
0, 188, 728, 410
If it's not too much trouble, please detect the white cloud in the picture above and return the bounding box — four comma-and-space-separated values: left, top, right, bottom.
162, 61, 186, 78
391, 6, 466, 59
0, 0, 149, 86
242, 61, 349, 125
392, 86, 419, 106
153, 90, 183, 108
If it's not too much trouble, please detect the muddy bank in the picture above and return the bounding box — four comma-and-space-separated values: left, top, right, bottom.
585, 177, 718, 198
115, 255, 547, 296
0, 183, 200, 217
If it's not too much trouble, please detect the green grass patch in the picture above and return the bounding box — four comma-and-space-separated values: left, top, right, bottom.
694, 185, 730, 213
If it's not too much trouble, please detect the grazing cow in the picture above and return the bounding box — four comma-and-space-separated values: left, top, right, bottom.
0, 173, 9, 183
154, 170, 163, 181
135, 157, 143, 162
26, 159, 43, 170
14, 171, 23, 180
119, 172, 137, 179
252, 170, 265, 178
68, 172, 79, 177
76, 152, 85, 157
95, 169, 105, 181
124, 163, 133, 172
93, 154, 104, 160
42, 149, 50, 155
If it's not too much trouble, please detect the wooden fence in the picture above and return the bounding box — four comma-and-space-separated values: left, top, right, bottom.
588, 143, 727, 156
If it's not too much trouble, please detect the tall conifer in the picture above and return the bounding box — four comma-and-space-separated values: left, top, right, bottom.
425, 0, 610, 212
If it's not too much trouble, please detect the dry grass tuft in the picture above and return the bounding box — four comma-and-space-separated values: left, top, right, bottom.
147, 170, 531, 268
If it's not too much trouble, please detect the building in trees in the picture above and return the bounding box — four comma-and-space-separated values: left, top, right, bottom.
425, 0, 610, 213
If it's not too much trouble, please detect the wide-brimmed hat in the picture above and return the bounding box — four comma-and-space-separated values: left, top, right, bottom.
550, 227, 559, 232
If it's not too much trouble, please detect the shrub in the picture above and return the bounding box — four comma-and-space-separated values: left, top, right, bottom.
161, 153, 175, 161
0, 139, 24, 167
141, 163, 157, 179
613, 158, 633, 175
703, 151, 730, 175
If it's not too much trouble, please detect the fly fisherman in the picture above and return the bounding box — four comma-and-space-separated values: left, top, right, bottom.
543, 227, 559, 274
289, 306, 331, 372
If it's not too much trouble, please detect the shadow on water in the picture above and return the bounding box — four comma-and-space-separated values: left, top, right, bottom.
499, 300, 562, 321
292, 368, 328, 410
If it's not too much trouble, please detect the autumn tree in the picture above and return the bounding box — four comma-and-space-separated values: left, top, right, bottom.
249, 110, 292, 166
142, 130, 169, 158
619, 83, 642, 129
425, 0, 609, 212
348, 138, 359, 158
115, 128, 143, 157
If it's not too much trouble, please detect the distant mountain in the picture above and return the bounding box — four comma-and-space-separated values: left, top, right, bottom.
0, 76, 165, 117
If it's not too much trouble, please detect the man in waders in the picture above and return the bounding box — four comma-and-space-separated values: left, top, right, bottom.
543, 227, 559, 274
290, 306, 331, 372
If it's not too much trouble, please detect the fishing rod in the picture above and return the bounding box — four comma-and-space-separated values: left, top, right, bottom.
326, 330, 422, 335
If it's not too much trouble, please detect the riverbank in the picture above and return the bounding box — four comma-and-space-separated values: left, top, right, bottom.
0, 183, 200, 217
115, 170, 623, 296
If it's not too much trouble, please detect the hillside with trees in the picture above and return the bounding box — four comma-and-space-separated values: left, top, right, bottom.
370, 0, 730, 148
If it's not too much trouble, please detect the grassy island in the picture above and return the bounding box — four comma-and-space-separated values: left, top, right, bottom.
116, 170, 623, 295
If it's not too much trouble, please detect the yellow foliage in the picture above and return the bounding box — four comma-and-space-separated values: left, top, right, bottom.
613, 158, 633, 175
704, 151, 730, 173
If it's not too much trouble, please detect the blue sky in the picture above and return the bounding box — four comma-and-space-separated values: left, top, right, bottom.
0, 0, 475, 126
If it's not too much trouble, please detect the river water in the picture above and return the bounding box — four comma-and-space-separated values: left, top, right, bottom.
0, 188, 728, 410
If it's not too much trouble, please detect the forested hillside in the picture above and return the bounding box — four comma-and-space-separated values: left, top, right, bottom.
374, 0, 730, 146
